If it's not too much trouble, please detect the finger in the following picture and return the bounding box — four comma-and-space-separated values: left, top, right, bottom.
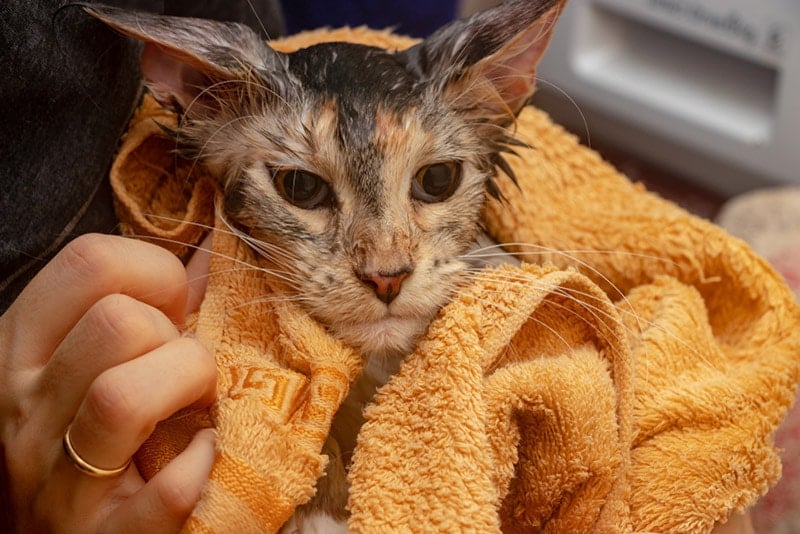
38, 294, 181, 434
4, 234, 189, 367
18, 449, 143, 534
103, 428, 216, 534
184, 233, 213, 316
67, 336, 215, 472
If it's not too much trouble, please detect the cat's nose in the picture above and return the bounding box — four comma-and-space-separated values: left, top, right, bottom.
359, 269, 412, 304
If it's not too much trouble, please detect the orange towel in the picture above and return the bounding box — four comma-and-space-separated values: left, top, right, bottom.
110, 28, 800, 534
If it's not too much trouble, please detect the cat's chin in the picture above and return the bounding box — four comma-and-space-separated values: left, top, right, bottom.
331, 315, 429, 361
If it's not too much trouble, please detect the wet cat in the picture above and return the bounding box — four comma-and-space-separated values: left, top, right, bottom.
85, 0, 563, 530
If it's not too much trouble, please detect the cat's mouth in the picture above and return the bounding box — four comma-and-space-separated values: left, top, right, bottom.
330, 314, 430, 359
310, 260, 460, 357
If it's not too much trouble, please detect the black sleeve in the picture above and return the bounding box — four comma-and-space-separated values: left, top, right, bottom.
0, 0, 284, 313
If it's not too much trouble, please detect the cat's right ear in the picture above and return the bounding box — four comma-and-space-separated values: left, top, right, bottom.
404, 0, 564, 126
82, 4, 288, 114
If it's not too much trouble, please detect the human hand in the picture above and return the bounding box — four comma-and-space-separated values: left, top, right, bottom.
0, 234, 216, 533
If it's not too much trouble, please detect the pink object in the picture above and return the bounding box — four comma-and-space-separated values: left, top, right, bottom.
716, 187, 800, 533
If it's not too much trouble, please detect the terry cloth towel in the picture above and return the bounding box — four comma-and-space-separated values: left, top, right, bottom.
109, 28, 800, 534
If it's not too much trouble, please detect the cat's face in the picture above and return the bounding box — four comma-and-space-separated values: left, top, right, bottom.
208, 43, 495, 356
86, 0, 562, 357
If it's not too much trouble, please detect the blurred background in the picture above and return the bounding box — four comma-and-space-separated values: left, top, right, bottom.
467, 0, 800, 218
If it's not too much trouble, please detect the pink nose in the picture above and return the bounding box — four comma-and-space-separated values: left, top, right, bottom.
359, 269, 411, 304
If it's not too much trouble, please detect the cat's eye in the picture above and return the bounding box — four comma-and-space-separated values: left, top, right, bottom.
411, 162, 462, 203
273, 169, 332, 209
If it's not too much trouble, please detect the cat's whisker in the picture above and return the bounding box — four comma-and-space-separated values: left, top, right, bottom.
140, 213, 217, 233
445, 282, 603, 359
454, 272, 628, 352
474, 242, 683, 375
230, 231, 300, 264
243, 0, 272, 40
216, 212, 306, 267
173, 80, 295, 185
122, 233, 305, 290
441, 289, 623, 378
191, 77, 290, 116
461, 267, 719, 373
464, 241, 680, 295
534, 76, 591, 148
223, 226, 297, 261
140, 212, 304, 268
138, 213, 307, 267
223, 293, 318, 314
461, 243, 680, 269
464, 269, 627, 332
206, 265, 305, 290
239, 70, 294, 109
183, 113, 264, 180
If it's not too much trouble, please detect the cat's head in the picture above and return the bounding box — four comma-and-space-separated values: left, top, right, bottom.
85, 0, 563, 358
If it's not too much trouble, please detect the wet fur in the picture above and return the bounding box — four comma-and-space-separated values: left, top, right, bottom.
84, 1, 563, 530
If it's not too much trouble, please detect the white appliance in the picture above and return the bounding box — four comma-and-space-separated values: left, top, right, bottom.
536, 0, 800, 194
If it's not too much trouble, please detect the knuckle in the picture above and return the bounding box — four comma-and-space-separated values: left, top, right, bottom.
83, 370, 139, 430
59, 234, 119, 284
88, 294, 170, 347
58, 234, 189, 322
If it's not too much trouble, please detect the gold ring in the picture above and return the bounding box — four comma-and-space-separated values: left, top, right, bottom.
62, 424, 132, 478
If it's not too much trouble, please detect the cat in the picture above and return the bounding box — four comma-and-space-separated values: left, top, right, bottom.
85, 0, 563, 531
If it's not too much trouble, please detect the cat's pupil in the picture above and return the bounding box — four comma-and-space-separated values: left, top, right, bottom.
273, 169, 331, 209
412, 162, 461, 203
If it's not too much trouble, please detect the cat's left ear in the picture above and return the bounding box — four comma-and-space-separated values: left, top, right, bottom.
404, 0, 565, 125
82, 4, 287, 114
